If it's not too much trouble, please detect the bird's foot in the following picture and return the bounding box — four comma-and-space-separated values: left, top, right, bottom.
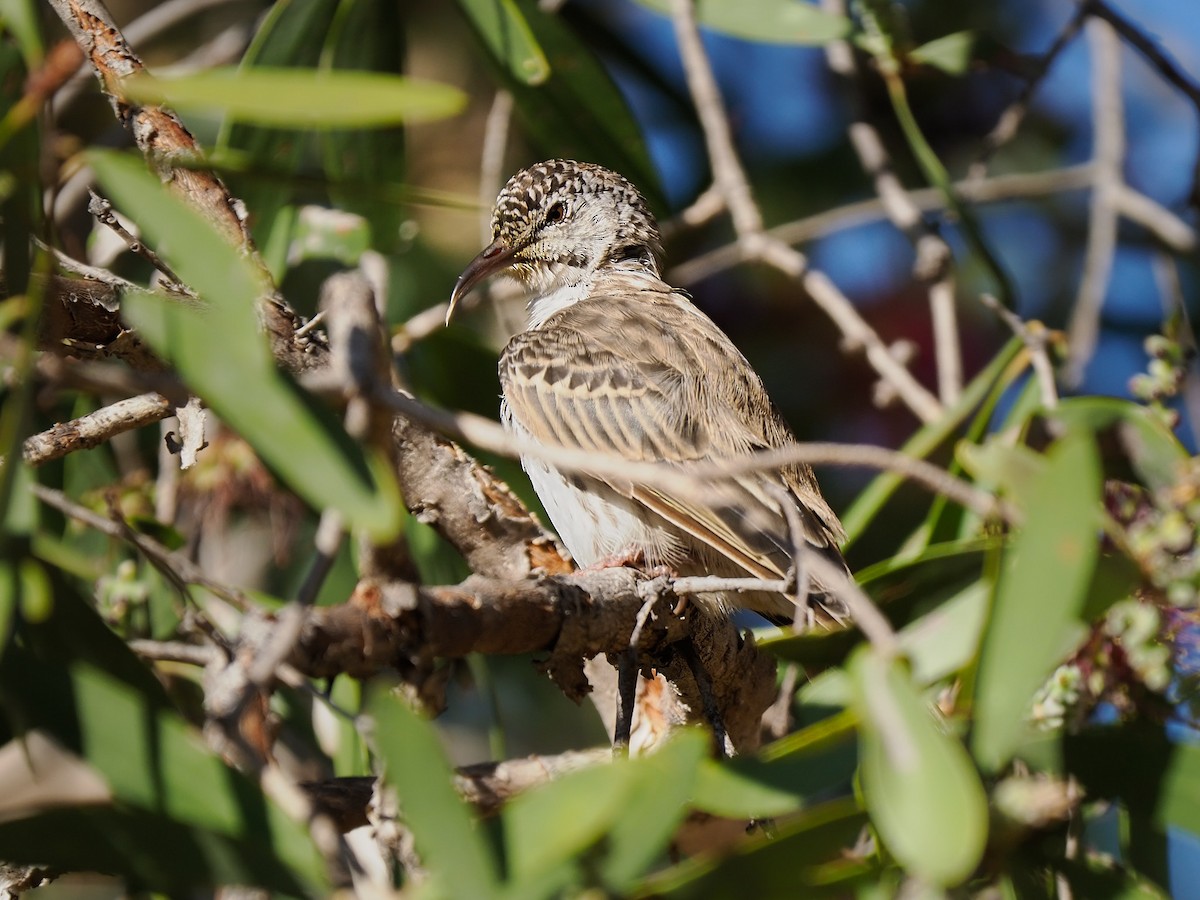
577, 546, 647, 572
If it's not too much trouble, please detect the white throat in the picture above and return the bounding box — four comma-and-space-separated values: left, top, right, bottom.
526, 280, 594, 328
525, 260, 662, 329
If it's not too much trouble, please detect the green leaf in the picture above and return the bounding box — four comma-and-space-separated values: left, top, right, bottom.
0, 650, 327, 893
692, 712, 859, 819
1053, 396, 1189, 492
909, 31, 975, 75
217, 0, 337, 276
842, 337, 1024, 547
88, 150, 402, 538
473, 1, 663, 211
504, 730, 706, 893
972, 432, 1101, 773
634, 0, 850, 45
763, 540, 991, 668
636, 797, 871, 898
848, 646, 988, 886
0, 807, 319, 895
123, 68, 467, 128
367, 690, 501, 899
456, 0, 551, 84
0, 0, 43, 64
317, 0, 408, 252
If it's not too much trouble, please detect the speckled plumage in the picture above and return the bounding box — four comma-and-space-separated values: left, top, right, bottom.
449, 160, 849, 624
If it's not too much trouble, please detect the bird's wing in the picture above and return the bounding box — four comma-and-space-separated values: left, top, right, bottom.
499, 289, 848, 592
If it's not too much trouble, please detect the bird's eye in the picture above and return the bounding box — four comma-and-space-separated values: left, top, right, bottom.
544, 202, 566, 225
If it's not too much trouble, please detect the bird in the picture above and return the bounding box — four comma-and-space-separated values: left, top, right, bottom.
446, 159, 850, 627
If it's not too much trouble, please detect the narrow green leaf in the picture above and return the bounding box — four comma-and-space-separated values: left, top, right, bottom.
367, 690, 500, 899
842, 337, 1024, 546
909, 31, 975, 75
691, 759, 805, 819
474, 1, 663, 210
1054, 397, 1188, 492
216, 0, 337, 275
634, 0, 850, 45
635, 797, 871, 898
505, 762, 630, 883
317, 0, 408, 252
972, 432, 1101, 772
88, 150, 402, 538
504, 730, 705, 892
456, 0, 551, 84
849, 646, 988, 886
123, 68, 466, 128
603, 730, 706, 888
0, 0, 43, 64
0, 653, 327, 893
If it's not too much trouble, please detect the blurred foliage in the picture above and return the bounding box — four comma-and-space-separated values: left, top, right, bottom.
1, 0, 1199, 896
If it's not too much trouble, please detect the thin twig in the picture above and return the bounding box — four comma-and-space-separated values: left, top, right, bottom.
1065, 18, 1125, 387
671, 165, 1098, 286
1113, 186, 1198, 253
968, 3, 1091, 179
479, 90, 514, 246
981, 294, 1060, 410
1086, 0, 1200, 204
822, 0, 961, 404
20, 393, 172, 466
30, 484, 252, 607
87, 190, 189, 291
803, 548, 899, 658
668, 0, 761, 237
665, 0, 943, 423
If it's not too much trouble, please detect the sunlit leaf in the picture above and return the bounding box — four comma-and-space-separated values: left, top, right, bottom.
1053, 396, 1189, 492
123, 68, 467, 128
972, 431, 1101, 773
368, 690, 501, 899
456, 0, 551, 84
636, 797, 871, 898
0, 646, 326, 893
472, 0, 663, 210
634, 0, 850, 45
909, 31, 975, 75
504, 729, 706, 893
842, 337, 1024, 547
849, 646, 988, 886
89, 150, 402, 538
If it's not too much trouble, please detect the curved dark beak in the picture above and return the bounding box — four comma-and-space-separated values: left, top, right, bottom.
446, 239, 518, 325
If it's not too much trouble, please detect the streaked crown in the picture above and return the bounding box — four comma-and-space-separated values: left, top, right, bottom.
491, 160, 663, 276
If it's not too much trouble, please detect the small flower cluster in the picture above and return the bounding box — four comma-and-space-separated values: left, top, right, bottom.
1030, 663, 1083, 730
1110, 464, 1200, 607
1129, 334, 1190, 429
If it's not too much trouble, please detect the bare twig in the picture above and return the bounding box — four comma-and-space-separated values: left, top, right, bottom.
668, 0, 761, 237
1065, 19, 1125, 387
982, 294, 1060, 410
968, 3, 1090, 179
30, 484, 252, 607
822, 0, 961, 405
1114, 186, 1198, 253
479, 90, 514, 246
1086, 0, 1200, 204
20, 392, 172, 465
671, 165, 1098, 286
665, 0, 943, 424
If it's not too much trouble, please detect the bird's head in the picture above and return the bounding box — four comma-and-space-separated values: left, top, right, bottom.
446, 159, 663, 323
